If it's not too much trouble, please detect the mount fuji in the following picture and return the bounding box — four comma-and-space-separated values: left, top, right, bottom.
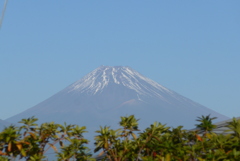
6, 66, 228, 132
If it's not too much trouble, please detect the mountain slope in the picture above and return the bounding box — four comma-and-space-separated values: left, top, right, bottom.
0, 119, 10, 130
6, 66, 228, 131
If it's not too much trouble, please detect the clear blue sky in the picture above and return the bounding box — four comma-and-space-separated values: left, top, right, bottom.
0, 1, 239, 120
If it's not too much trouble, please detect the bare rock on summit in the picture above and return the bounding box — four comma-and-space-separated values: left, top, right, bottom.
6, 66, 228, 132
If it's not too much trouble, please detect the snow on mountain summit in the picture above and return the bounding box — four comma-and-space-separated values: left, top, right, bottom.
68, 66, 172, 97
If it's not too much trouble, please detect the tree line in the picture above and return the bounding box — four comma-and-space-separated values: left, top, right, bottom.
0, 115, 240, 161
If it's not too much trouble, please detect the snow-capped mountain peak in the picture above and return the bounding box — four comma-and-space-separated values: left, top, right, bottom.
68, 66, 172, 97
6, 65, 228, 131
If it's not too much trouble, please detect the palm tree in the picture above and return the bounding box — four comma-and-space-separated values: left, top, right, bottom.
18, 116, 38, 134
0, 117, 93, 160
56, 138, 90, 161
225, 117, 240, 138
57, 124, 90, 161
195, 114, 217, 135
0, 125, 21, 160
95, 115, 141, 161
94, 126, 120, 160
119, 115, 139, 140
138, 122, 170, 160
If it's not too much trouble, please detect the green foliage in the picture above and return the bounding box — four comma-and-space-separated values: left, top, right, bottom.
93, 115, 240, 161
0, 116, 94, 161
1, 115, 240, 160
226, 117, 240, 138
195, 114, 217, 134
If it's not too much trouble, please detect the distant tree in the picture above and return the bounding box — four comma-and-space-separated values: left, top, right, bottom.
94, 115, 140, 161
195, 114, 217, 135
226, 117, 240, 138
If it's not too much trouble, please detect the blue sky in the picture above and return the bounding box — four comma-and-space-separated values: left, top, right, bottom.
0, 1, 239, 120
